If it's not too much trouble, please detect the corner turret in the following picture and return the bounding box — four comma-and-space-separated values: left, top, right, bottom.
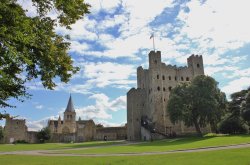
187, 54, 204, 76
149, 51, 161, 69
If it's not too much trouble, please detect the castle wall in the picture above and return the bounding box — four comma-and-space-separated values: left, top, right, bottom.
27, 131, 39, 143
127, 88, 146, 141
4, 118, 28, 143
128, 51, 206, 139
77, 120, 96, 142
95, 126, 127, 141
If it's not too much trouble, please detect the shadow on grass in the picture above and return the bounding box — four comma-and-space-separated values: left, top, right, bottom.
66, 141, 126, 149
134, 136, 215, 147
133, 134, 250, 148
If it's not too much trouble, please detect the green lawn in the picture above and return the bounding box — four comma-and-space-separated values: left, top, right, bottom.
1, 147, 250, 165
61, 135, 250, 154
0, 140, 125, 152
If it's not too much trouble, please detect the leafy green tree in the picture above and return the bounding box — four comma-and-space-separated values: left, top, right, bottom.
167, 75, 227, 135
219, 115, 248, 134
0, 0, 90, 113
37, 127, 51, 143
242, 92, 250, 126
0, 126, 3, 141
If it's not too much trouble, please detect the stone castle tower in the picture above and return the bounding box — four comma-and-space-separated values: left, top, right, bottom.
127, 50, 205, 140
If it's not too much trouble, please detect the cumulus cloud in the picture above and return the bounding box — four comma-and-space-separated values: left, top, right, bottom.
221, 77, 250, 96
75, 93, 126, 121
79, 62, 136, 88
176, 0, 250, 62
35, 105, 43, 110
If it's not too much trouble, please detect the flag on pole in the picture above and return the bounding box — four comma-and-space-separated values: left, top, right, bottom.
150, 33, 154, 39
150, 33, 155, 51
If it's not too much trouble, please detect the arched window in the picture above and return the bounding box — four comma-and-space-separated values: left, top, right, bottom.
186, 77, 190, 81
162, 75, 165, 80
175, 76, 177, 81
181, 77, 184, 81
157, 75, 159, 79
157, 86, 160, 91
164, 98, 166, 102
169, 86, 172, 91
154, 60, 157, 64
163, 87, 166, 91
197, 64, 200, 68
169, 76, 171, 80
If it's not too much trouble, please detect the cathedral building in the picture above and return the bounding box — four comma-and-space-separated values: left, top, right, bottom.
48, 95, 96, 142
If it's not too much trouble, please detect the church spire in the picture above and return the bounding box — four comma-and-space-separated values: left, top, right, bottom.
65, 94, 75, 112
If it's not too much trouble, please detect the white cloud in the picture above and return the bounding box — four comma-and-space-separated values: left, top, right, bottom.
222, 67, 250, 79
177, 0, 250, 56
95, 120, 126, 127
205, 65, 238, 76
75, 93, 126, 121
26, 116, 56, 131
82, 62, 136, 88
35, 105, 43, 110
221, 77, 250, 96
86, 0, 121, 14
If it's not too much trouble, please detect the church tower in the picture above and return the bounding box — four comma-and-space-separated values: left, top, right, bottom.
62, 95, 76, 133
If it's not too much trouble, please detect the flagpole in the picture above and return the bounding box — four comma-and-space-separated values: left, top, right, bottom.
153, 35, 155, 51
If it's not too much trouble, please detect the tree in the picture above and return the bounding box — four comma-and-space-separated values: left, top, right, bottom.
218, 87, 250, 134
0, 126, 3, 141
0, 0, 90, 111
37, 127, 51, 143
219, 115, 248, 134
242, 91, 250, 126
167, 75, 227, 135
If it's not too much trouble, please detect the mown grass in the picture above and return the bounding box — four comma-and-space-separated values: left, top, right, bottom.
1, 147, 250, 165
0, 140, 125, 152
61, 135, 250, 154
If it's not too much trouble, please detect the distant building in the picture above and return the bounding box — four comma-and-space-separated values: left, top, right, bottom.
48, 95, 96, 142
3, 95, 127, 143
127, 50, 210, 141
3, 118, 38, 143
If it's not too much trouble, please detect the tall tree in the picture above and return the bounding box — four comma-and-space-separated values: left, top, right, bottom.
242, 91, 250, 126
167, 75, 227, 135
37, 127, 51, 143
0, 0, 90, 114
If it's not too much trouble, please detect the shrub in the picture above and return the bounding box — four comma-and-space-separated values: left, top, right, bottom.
219, 117, 249, 134
14, 140, 28, 144
37, 127, 51, 143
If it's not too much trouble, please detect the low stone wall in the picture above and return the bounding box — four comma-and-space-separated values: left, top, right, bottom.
95, 126, 127, 141
27, 131, 39, 143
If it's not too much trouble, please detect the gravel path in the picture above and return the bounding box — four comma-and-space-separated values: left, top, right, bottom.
0, 143, 250, 157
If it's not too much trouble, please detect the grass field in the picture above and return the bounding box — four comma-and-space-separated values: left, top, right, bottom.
0, 147, 250, 165
0, 135, 250, 164
0, 140, 125, 152
60, 135, 250, 154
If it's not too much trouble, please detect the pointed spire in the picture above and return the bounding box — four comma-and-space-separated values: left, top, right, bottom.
65, 94, 75, 112
78, 117, 81, 121
58, 116, 61, 121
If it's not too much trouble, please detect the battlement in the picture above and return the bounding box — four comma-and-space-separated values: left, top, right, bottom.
6, 118, 26, 126
187, 54, 203, 63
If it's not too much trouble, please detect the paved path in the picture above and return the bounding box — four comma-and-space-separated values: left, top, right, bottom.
0, 143, 250, 157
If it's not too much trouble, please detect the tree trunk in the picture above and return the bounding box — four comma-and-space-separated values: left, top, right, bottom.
210, 122, 218, 133
193, 120, 202, 136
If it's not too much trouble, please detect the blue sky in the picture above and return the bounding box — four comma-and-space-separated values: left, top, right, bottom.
1, 0, 250, 130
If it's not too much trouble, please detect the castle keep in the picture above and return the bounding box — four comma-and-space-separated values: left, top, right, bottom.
127, 50, 208, 141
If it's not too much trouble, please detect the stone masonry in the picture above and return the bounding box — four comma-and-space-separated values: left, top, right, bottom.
127, 50, 208, 141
